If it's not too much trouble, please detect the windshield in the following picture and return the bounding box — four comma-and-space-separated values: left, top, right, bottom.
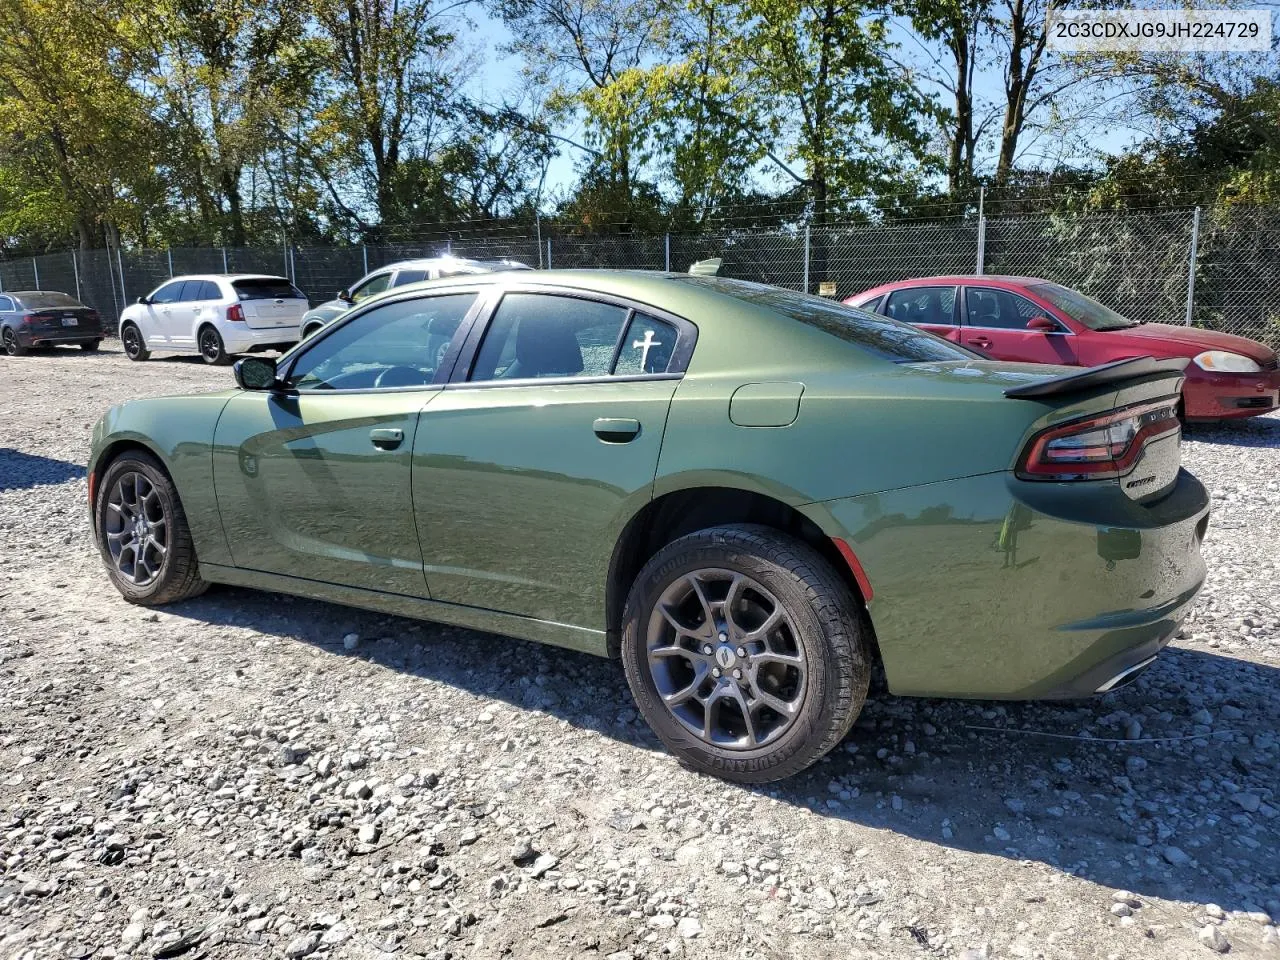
18, 292, 84, 309
1029, 282, 1137, 331
680, 277, 981, 363
233, 278, 306, 301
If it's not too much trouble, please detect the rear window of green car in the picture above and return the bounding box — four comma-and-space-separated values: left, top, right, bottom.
679, 277, 980, 363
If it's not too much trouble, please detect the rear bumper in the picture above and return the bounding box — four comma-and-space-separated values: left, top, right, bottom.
805, 468, 1209, 700
16, 327, 103, 346
1183, 367, 1280, 420
222, 324, 299, 353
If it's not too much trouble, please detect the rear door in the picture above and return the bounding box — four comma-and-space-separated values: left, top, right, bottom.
211, 292, 481, 596
232, 277, 309, 330
411, 289, 691, 630
960, 285, 1079, 364
883, 285, 959, 342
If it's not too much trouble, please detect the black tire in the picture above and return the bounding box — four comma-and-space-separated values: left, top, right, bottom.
621, 524, 871, 783
2, 326, 27, 356
198, 325, 232, 365
121, 323, 150, 361
81, 340, 102, 352
94, 451, 208, 606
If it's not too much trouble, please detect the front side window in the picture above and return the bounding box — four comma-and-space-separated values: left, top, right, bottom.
885, 286, 956, 326
350, 272, 392, 303
150, 281, 186, 304
286, 294, 476, 391
469, 294, 630, 382
966, 287, 1061, 331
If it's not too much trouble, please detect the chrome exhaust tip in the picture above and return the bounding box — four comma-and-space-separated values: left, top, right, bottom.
1095, 656, 1157, 693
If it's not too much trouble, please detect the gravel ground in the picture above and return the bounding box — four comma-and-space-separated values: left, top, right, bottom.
1, 344, 1278, 960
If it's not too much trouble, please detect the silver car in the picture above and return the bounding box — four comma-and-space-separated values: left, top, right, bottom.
300, 256, 532, 339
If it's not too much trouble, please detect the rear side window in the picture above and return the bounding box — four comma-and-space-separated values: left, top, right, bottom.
393, 269, 428, 287
615, 314, 678, 375
680, 277, 977, 363
233, 278, 305, 301
179, 280, 219, 302
16, 292, 83, 309
470, 294, 630, 381
885, 286, 956, 326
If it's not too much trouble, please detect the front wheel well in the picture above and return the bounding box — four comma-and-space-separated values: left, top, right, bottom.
606, 487, 872, 658
90, 441, 164, 510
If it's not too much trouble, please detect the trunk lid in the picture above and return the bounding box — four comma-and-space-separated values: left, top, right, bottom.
26, 306, 101, 334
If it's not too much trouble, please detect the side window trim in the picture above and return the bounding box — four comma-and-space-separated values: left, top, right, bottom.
448, 286, 698, 387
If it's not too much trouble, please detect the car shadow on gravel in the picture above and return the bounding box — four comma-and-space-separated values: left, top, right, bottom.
0, 448, 86, 490
167, 583, 1278, 915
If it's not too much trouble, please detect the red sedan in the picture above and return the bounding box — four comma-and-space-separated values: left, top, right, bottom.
848, 276, 1280, 421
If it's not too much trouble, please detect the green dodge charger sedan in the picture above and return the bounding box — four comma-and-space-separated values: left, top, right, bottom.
89, 271, 1208, 782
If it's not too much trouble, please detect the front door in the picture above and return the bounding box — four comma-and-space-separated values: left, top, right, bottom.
960, 286, 1079, 364
211, 292, 480, 596
142, 280, 187, 345
412, 291, 689, 629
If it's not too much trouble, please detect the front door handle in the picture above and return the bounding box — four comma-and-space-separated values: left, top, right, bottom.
593, 418, 641, 443
370, 427, 404, 449
970, 336, 993, 349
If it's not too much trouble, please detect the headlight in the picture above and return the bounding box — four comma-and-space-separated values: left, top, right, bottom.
1193, 351, 1262, 373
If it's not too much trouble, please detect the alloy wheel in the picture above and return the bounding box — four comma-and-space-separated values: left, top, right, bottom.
122, 326, 142, 358
200, 329, 221, 362
645, 568, 807, 750
3, 328, 18, 356
103, 472, 168, 586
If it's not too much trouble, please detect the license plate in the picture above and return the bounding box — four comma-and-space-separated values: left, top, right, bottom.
61, 317, 78, 326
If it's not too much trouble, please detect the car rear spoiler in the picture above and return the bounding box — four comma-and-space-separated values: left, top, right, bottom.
1004, 356, 1189, 399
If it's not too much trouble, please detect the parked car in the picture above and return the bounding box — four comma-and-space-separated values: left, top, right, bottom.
847, 276, 1280, 421
1, 291, 103, 355
119, 274, 308, 365
301, 256, 531, 339
89, 272, 1208, 782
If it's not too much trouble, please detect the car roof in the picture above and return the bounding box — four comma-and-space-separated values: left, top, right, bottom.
6, 290, 78, 297
374, 256, 532, 271
857, 275, 1051, 296
164, 274, 290, 282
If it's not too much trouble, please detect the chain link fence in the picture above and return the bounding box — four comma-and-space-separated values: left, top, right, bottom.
2, 205, 1277, 349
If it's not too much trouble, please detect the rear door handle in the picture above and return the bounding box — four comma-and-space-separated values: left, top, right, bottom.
370, 427, 404, 449
593, 418, 641, 443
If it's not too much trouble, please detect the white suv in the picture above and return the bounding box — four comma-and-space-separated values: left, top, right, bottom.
119, 274, 308, 365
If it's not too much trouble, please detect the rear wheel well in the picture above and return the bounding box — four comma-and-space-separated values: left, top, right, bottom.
606, 487, 873, 657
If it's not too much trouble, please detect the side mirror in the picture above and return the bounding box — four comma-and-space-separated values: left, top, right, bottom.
1027, 316, 1057, 333
233, 356, 278, 390
136, 296, 150, 305
337, 288, 352, 303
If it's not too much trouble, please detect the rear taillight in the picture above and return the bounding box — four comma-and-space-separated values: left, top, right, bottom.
1017, 397, 1181, 481
24, 312, 54, 325
227, 304, 245, 322
87, 310, 101, 323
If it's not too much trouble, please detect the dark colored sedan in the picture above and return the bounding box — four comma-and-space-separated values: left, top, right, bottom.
1, 291, 104, 355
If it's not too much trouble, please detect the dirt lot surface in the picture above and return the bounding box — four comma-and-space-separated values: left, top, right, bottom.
2, 344, 1278, 960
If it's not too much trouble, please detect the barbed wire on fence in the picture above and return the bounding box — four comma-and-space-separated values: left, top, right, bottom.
1, 204, 1277, 349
